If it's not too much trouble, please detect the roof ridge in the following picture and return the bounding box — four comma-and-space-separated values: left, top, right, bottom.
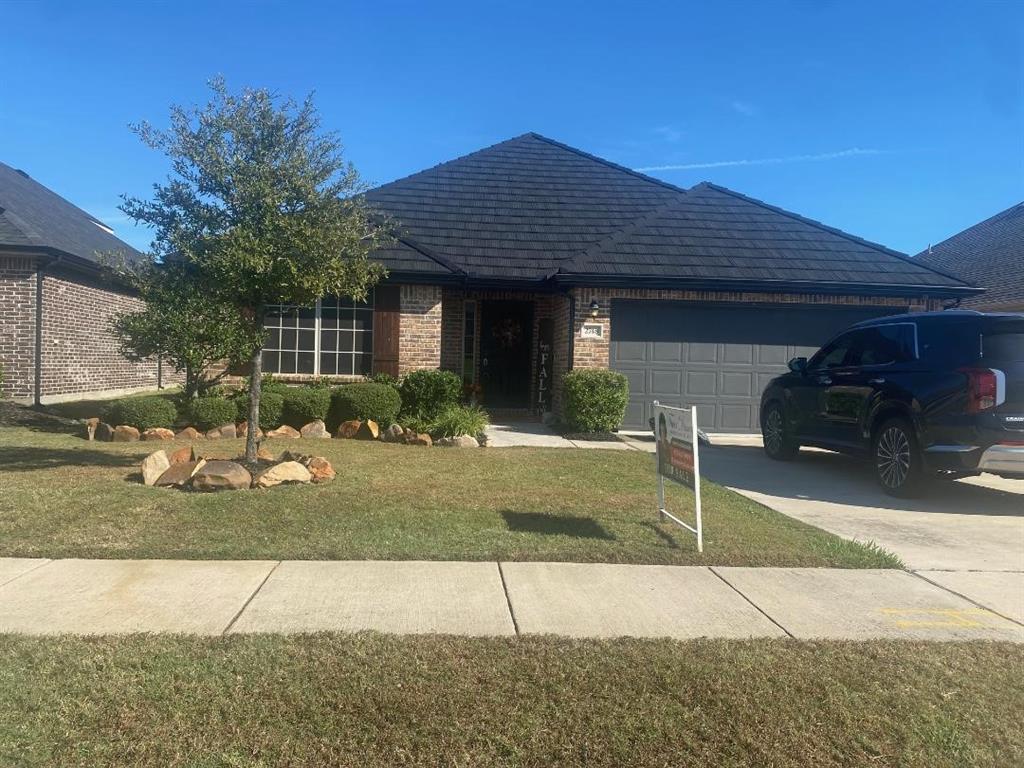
394, 234, 465, 276
916, 199, 1024, 257
692, 182, 972, 288
526, 133, 690, 194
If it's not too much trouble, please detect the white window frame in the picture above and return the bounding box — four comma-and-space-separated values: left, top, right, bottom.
263, 292, 375, 377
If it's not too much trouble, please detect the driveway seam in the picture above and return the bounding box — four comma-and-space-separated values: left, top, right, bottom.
909, 569, 1024, 628
0, 558, 53, 589
496, 562, 521, 636
708, 566, 795, 639
221, 560, 281, 635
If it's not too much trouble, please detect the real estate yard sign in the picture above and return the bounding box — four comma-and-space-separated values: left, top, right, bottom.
653, 401, 703, 552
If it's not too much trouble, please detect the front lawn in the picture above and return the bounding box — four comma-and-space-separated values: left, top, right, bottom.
1, 634, 1019, 767
0, 424, 898, 566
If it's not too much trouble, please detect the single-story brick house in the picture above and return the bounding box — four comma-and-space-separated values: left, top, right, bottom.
915, 201, 1023, 313
0, 162, 178, 403
278, 132, 970, 431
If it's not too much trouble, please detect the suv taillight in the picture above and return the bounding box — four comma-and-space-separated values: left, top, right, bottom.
958, 368, 1001, 413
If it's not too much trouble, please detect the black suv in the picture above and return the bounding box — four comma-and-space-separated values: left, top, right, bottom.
759, 310, 1024, 496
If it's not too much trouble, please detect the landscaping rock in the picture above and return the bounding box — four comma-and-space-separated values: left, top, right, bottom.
140, 450, 170, 486
169, 445, 194, 464
190, 460, 252, 491
141, 427, 175, 441
266, 424, 300, 439
300, 419, 330, 439
336, 420, 362, 439
84, 417, 100, 441
155, 458, 207, 488
206, 423, 236, 440
436, 435, 479, 448
175, 427, 203, 441
278, 450, 310, 463
254, 460, 311, 488
383, 423, 405, 443
409, 433, 432, 447
236, 421, 263, 440
112, 425, 140, 442
257, 446, 275, 462
95, 422, 115, 442
306, 456, 335, 483
355, 420, 380, 440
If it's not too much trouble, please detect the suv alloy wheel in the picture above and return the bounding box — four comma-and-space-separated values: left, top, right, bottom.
873, 417, 925, 497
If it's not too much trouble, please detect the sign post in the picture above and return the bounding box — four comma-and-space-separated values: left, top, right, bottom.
652, 400, 703, 552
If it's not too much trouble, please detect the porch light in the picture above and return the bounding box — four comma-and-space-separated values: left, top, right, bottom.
589, 299, 600, 317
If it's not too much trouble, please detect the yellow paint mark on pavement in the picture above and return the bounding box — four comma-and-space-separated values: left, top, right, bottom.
879, 607, 1000, 629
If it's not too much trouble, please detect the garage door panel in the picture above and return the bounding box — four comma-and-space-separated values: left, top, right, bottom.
610, 300, 904, 432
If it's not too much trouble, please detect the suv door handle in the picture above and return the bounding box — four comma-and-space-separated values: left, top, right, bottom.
816, 376, 832, 385
869, 377, 885, 385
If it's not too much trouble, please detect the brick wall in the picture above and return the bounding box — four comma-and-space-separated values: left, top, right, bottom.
569, 287, 938, 371
398, 284, 443, 373
0, 255, 37, 400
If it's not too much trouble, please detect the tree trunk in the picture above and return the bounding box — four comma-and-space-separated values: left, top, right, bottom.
245, 345, 262, 463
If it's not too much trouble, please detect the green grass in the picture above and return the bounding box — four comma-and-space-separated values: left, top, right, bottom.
0, 424, 900, 566
0, 633, 1019, 767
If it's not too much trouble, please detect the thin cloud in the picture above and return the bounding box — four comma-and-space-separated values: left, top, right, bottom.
636, 147, 893, 172
731, 100, 757, 116
653, 125, 683, 143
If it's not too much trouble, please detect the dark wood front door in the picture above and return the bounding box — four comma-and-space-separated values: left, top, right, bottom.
480, 300, 533, 408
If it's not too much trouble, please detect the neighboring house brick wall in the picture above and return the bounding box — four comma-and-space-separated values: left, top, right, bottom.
398, 284, 443, 373
569, 287, 938, 371
0, 255, 37, 400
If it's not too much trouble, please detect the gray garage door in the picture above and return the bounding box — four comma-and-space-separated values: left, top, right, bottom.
610, 300, 903, 432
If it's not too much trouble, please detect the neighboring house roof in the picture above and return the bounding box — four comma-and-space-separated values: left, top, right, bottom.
0, 161, 141, 267
914, 202, 1024, 309
365, 133, 973, 296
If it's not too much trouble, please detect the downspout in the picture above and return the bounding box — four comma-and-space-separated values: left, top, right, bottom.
33, 254, 61, 406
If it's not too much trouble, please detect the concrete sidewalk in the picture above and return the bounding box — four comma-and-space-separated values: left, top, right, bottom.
0, 558, 1020, 642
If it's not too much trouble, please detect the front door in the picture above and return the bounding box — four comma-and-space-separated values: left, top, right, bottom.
480, 300, 533, 408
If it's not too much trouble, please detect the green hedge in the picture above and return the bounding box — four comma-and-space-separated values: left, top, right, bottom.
328, 383, 401, 430
103, 396, 178, 431
189, 397, 238, 431
399, 369, 461, 420
562, 369, 629, 433
281, 387, 331, 428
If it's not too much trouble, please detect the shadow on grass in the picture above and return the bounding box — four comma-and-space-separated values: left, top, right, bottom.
0, 447, 137, 472
500, 510, 615, 540
0, 402, 79, 435
639, 521, 682, 549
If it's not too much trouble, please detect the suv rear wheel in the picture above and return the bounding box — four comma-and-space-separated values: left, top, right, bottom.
873, 417, 925, 497
762, 402, 798, 460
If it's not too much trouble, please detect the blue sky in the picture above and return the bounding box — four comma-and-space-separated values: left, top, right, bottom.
2, 0, 1021, 255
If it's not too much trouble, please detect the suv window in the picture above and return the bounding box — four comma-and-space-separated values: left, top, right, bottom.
982, 319, 1024, 362
857, 324, 917, 366
808, 331, 856, 370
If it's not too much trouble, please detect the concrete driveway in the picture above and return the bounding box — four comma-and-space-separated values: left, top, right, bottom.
688, 436, 1024, 573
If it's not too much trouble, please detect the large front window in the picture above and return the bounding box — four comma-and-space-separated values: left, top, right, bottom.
262, 291, 374, 376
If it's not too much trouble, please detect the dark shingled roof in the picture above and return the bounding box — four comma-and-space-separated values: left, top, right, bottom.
915, 202, 1024, 309
365, 134, 972, 295
0, 161, 140, 265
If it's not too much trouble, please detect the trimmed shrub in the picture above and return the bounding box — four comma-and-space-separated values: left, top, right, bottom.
430, 405, 489, 439
562, 369, 629, 433
399, 369, 461, 420
255, 391, 285, 431
281, 386, 331, 428
189, 397, 238, 431
328, 383, 401, 430
104, 396, 178, 431
368, 371, 400, 389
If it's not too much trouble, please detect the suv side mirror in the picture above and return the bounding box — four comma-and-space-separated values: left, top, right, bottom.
788, 357, 808, 374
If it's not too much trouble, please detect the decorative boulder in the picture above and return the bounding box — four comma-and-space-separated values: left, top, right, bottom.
175, 427, 203, 441
278, 450, 311, 464
169, 445, 195, 464
142, 427, 175, 442
408, 433, 432, 447
84, 417, 100, 441
155, 458, 207, 488
306, 456, 335, 483
140, 450, 170, 486
206, 423, 236, 440
266, 425, 301, 439
112, 425, 140, 442
435, 435, 479, 448
335, 420, 362, 439
236, 421, 263, 440
254, 460, 311, 489
95, 422, 115, 442
355, 420, 380, 440
382, 424, 405, 443
190, 460, 252, 491
256, 446, 275, 462
300, 420, 330, 439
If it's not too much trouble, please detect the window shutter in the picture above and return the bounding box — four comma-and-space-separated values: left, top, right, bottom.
372, 285, 400, 376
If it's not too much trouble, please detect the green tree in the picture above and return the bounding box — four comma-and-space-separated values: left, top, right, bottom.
121, 78, 389, 461
111, 259, 258, 400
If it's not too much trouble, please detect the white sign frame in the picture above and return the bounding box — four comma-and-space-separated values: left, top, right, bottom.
652, 400, 703, 552
579, 323, 604, 339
